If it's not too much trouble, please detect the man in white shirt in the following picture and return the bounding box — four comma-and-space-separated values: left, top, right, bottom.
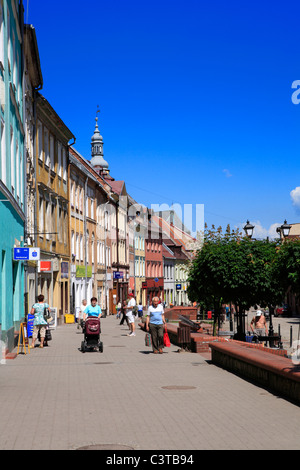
126, 293, 136, 337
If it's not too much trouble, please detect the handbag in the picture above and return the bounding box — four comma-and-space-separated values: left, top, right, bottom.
43, 305, 51, 321
45, 328, 52, 341
145, 332, 152, 347
163, 325, 171, 347
37, 327, 52, 343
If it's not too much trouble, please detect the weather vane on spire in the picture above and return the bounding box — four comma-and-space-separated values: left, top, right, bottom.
95, 105, 100, 125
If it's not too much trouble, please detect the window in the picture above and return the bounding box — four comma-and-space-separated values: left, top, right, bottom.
44, 128, 49, 167
85, 195, 89, 217
39, 195, 44, 235
64, 209, 67, 244
75, 186, 78, 210
71, 182, 74, 207
51, 203, 55, 237
76, 234, 79, 261
45, 200, 50, 240
97, 241, 100, 264
12, 32, 16, 87
57, 142, 61, 176
16, 139, 19, 199
58, 205, 62, 241
86, 231, 89, 263
7, 9, 11, 73
50, 135, 54, 171
79, 187, 83, 212
10, 126, 14, 194
92, 234, 95, 264
1, 120, 6, 184
91, 198, 94, 219
38, 121, 43, 161
0, 1, 4, 68
62, 147, 67, 181
71, 231, 75, 255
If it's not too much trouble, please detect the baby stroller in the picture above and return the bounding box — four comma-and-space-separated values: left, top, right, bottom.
81, 317, 103, 353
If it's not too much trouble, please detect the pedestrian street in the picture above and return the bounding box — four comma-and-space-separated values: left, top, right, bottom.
0, 315, 300, 451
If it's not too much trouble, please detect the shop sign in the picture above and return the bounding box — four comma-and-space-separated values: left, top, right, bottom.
39, 260, 52, 272
61, 262, 69, 279
76, 265, 92, 278
113, 271, 123, 279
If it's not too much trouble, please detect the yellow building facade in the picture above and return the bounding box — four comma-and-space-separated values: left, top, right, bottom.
35, 93, 75, 323
69, 146, 113, 314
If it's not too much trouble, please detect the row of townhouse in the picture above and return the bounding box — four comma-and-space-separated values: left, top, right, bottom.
0, 0, 25, 351
0, 2, 195, 352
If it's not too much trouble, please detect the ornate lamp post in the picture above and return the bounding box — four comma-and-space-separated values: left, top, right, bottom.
233, 221, 256, 341
268, 220, 291, 347
243, 220, 255, 239
276, 220, 291, 239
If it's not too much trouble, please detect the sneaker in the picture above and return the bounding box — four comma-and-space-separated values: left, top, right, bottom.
128, 332, 136, 337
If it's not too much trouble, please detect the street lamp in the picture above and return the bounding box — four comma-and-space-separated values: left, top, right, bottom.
243, 220, 255, 239
276, 220, 291, 239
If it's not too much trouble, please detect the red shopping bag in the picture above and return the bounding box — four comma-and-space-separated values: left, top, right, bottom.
163, 325, 171, 347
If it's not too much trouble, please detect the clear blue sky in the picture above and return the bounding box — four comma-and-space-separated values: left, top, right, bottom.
24, 0, 300, 238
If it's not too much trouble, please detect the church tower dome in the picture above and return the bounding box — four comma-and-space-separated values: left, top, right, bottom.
90, 110, 109, 172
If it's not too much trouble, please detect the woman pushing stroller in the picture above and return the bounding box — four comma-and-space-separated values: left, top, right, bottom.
83, 297, 102, 320
81, 297, 103, 353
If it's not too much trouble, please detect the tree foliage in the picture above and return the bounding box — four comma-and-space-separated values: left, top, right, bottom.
272, 238, 300, 296
187, 224, 289, 338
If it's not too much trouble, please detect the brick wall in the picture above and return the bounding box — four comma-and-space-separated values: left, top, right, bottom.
164, 306, 198, 322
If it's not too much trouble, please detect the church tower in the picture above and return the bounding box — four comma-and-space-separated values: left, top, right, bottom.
90, 109, 109, 175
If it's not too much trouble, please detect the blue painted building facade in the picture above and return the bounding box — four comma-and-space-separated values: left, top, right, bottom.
0, 0, 25, 351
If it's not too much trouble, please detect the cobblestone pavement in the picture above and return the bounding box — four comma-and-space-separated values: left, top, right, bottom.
0, 315, 300, 450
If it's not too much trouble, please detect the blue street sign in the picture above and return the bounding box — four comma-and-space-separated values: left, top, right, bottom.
13, 248, 29, 260
13, 247, 40, 261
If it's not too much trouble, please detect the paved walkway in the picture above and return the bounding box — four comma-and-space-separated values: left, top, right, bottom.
1, 316, 300, 450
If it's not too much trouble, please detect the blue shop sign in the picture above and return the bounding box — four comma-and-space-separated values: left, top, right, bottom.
113, 271, 123, 279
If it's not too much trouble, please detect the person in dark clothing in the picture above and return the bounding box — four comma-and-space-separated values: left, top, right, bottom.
119, 300, 130, 329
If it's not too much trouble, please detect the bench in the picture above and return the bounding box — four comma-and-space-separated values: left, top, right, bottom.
210, 341, 300, 404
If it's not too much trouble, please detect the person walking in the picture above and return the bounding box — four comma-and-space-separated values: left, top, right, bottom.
145, 296, 166, 354
126, 293, 136, 337
119, 300, 130, 328
30, 294, 49, 349
116, 300, 122, 319
77, 299, 87, 329
138, 302, 143, 320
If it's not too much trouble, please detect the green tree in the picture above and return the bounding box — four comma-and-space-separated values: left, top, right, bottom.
273, 238, 300, 298
187, 225, 285, 339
